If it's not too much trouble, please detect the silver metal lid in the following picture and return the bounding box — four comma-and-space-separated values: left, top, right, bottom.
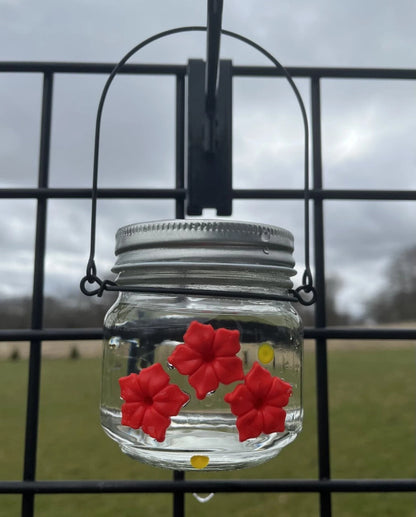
112, 219, 296, 291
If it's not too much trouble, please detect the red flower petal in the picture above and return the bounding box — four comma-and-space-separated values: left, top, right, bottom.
121, 402, 146, 429
141, 407, 171, 442
137, 363, 169, 397
153, 384, 189, 416
212, 328, 241, 356
212, 356, 244, 385
224, 384, 255, 416
245, 362, 273, 400
262, 406, 287, 434
167, 344, 204, 375
189, 363, 219, 400
267, 377, 292, 407
119, 374, 144, 403
236, 409, 263, 441
183, 320, 215, 354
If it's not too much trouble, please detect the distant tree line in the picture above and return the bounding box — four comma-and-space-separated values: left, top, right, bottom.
296, 275, 356, 327
0, 245, 415, 329
0, 291, 114, 329
365, 245, 416, 323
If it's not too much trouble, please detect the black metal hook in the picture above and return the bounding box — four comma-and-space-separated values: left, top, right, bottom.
291, 285, 317, 306
80, 262, 116, 297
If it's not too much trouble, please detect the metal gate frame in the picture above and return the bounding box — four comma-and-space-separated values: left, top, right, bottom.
1, 61, 416, 517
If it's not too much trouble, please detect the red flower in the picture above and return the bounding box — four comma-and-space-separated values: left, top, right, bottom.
167, 321, 244, 400
119, 363, 189, 442
224, 362, 292, 442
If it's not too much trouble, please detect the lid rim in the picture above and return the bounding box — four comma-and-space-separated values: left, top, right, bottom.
116, 219, 293, 247
113, 219, 296, 275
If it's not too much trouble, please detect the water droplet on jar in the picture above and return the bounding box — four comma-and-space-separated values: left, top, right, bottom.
261, 229, 271, 242
108, 337, 121, 349
192, 492, 215, 503
263, 247, 270, 255
207, 390, 216, 396
167, 362, 175, 370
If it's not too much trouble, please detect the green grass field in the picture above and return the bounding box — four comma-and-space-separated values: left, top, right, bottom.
0, 345, 415, 517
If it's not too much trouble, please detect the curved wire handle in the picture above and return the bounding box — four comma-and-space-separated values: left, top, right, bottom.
80, 25, 316, 306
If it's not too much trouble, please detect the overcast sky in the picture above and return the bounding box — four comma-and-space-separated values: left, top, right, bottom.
1, 0, 415, 317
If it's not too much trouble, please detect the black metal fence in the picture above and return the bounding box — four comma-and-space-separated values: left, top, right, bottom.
1, 61, 416, 517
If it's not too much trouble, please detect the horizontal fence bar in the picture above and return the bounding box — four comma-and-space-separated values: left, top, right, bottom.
0, 62, 187, 75
306, 327, 416, 340
1, 188, 416, 201
1, 327, 415, 342
1, 62, 415, 80
0, 329, 103, 341
1, 479, 415, 495
233, 65, 416, 80
234, 189, 416, 201
0, 188, 186, 200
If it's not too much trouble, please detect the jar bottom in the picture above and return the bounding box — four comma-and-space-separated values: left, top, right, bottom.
101, 407, 302, 471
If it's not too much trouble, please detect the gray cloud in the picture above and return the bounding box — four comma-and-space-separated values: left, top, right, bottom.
1, 0, 415, 317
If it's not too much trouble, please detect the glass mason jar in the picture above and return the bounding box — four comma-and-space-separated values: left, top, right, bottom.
100, 219, 303, 470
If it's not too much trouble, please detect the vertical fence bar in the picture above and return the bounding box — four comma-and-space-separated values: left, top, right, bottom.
175, 74, 185, 220
21, 72, 53, 517
173, 73, 186, 517
311, 76, 332, 517
173, 470, 185, 517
